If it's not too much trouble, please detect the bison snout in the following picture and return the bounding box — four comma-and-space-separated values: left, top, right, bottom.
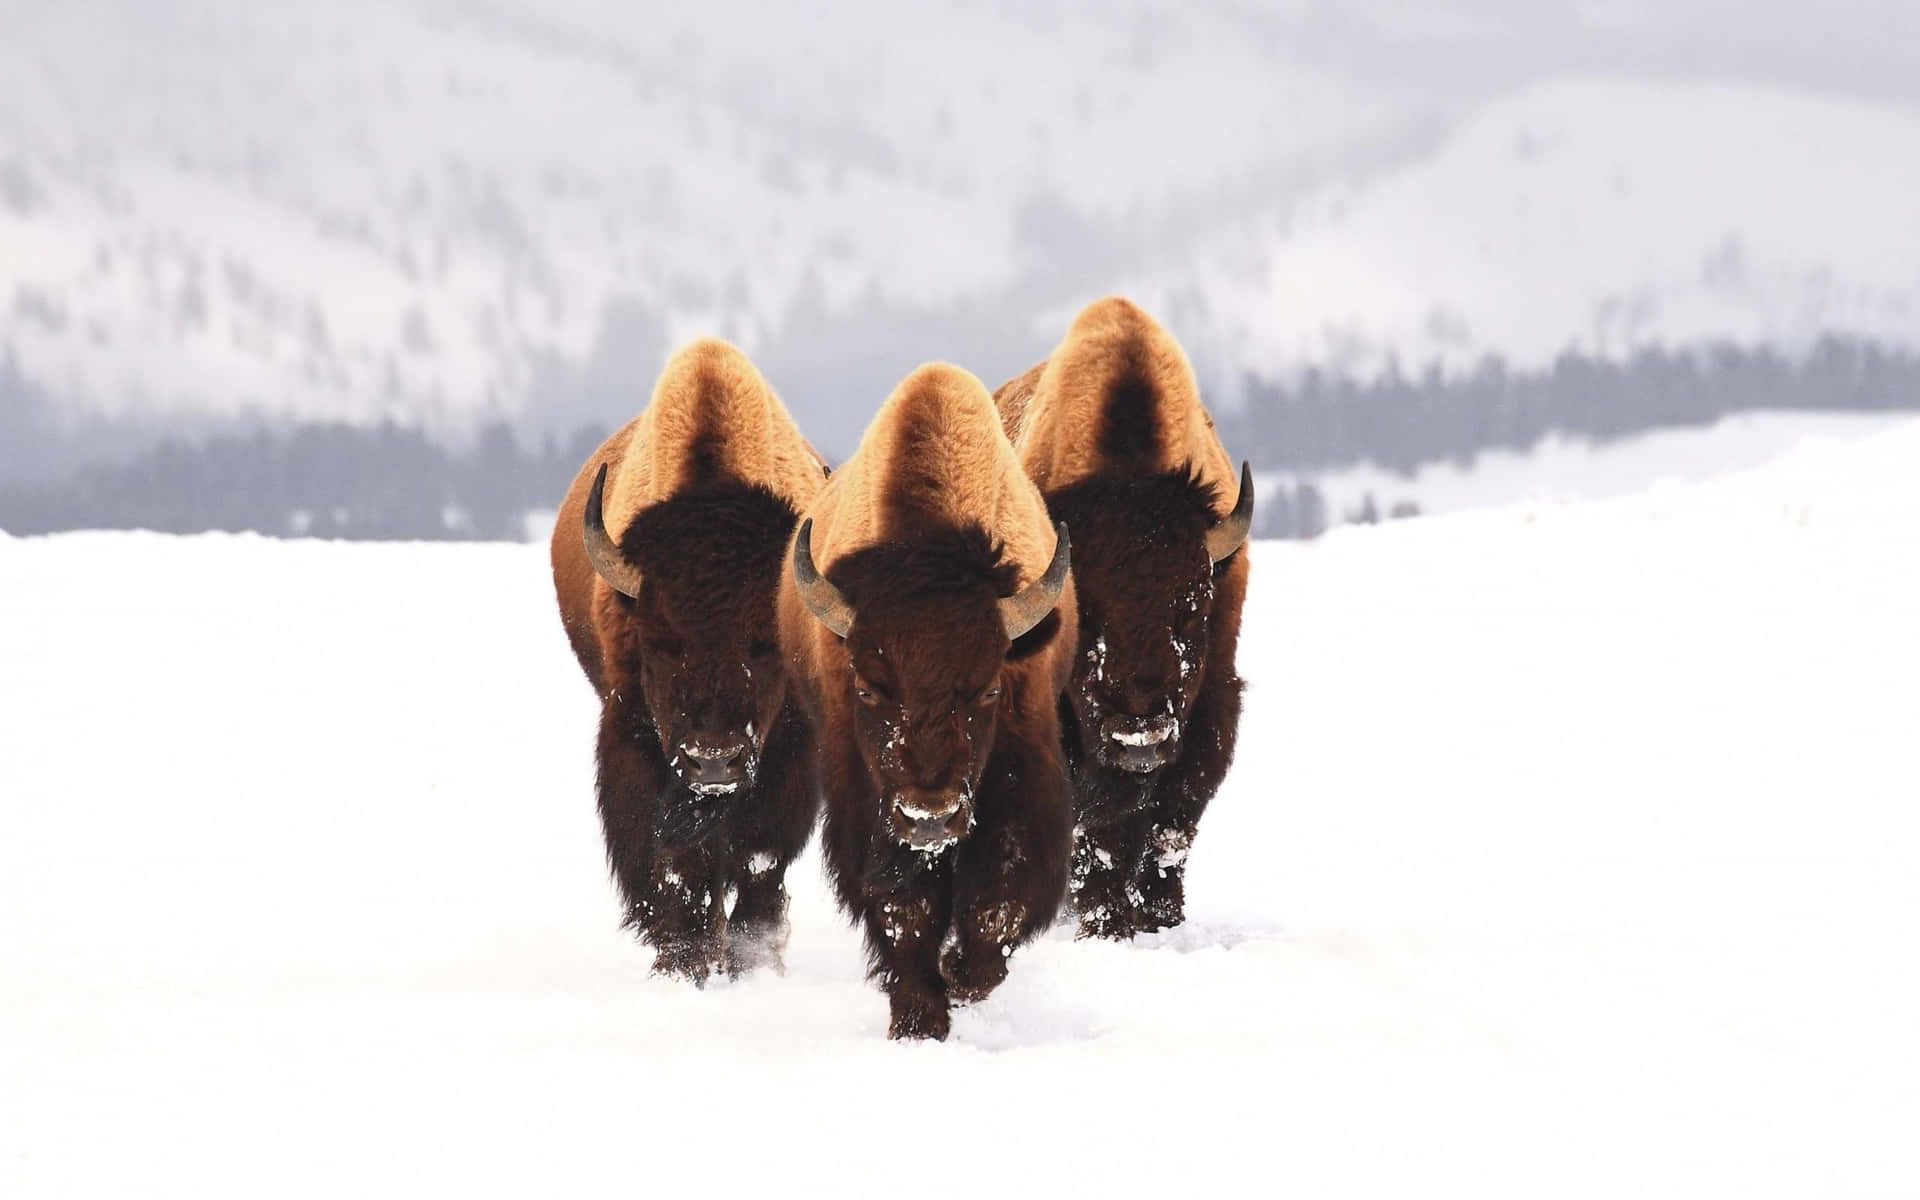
890, 790, 973, 851
679, 736, 751, 794
1098, 714, 1179, 774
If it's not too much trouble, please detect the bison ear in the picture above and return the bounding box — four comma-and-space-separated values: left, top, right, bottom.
1005, 609, 1061, 663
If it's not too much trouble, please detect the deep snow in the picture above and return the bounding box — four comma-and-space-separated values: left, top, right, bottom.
1293, 410, 1919, 524
4, 421, 1918, 1195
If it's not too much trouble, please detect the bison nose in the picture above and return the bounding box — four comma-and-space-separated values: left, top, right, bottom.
897, 792, 963, 821
1099, 714, 1179, 774
1109, 714, 1176, 746
891, 790, 972, 851
680, 736, 750, 794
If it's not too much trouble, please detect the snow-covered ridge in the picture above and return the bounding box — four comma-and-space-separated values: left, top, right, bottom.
3, 8, 1918, 435
0, 0, 1393, 427
1160, 78, 1920, 381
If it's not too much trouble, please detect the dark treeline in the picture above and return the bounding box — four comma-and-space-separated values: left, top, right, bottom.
3, 336, 1918, 541
1215, 335, 1920, 478
0, 422, 605, 541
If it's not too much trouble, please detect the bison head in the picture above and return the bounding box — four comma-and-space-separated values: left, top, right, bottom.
1048, 463, 1251, 783
585, 465, 799, 817
793, 519, 1069, 851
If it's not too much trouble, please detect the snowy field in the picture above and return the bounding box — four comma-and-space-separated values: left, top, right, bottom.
5, 422, 1919, 1196
1297, 410, 1919, 523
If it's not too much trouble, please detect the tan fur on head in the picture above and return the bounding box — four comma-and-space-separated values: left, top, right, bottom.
996, 297, 1237, 517
778, 360, 1081, 723
799, 362, 1058, 588
550, 338, 826, 692
599, 338, 826, 538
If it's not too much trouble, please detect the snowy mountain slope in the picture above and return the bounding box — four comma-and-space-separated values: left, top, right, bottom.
0, 0, 1398, 430
1158, 78, 1920, 382
5, 418, 1918, 1195
6, 4, 1920, 444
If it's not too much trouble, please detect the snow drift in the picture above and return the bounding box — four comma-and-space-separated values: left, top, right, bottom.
4, 419, 1918, 1195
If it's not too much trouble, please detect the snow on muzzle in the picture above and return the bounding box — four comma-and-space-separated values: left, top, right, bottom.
675, 734, 753, 795
656, 735, 753, 849
889, 788, 974, 852
1098, 713, 1180, 773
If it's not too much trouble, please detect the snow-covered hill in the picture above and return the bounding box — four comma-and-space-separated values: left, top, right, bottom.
1155, 78, 1920, 383
0, 0, 1397, 431
6, 419, 1917, 1196
4, 4, 1919, 446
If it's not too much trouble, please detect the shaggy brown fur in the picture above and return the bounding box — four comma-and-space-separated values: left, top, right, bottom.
778, 363, 1077, 1039
551, 338, 827, 983
793, 362, 1058, 582
994, 298, 1250, 939
998, 297, 1237, 508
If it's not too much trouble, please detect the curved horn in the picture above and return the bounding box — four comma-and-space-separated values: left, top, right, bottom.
1001, 522, 1071, 641
1205, 461, 1255, 564
583, 463, 644, 598
791, 519, 854, 638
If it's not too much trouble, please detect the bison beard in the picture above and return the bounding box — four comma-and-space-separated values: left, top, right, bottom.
1043, 469, 1248, 940
598, 699, 818, 981
588, 483, 821, 984
809, 528, 1073, 1040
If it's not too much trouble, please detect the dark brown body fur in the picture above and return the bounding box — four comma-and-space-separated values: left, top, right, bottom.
1043, 473, 1246, 937
552, 350, 824, 983
806, 531, 1072, 1039
994, 299, 1250, 939
778, 364, 1076, 1038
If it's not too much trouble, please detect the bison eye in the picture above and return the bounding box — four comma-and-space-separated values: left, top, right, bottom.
854, 683, 879, 706
980, 685, 1002, 705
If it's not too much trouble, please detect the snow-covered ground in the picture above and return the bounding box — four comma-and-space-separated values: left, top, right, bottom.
1298, 410, 1919, 523
5, 420, 1918, 1195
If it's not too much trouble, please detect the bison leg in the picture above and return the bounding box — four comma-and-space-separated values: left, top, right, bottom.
725, 852, 790, 978
1130, 661, 1245, 933
642, 844, 730, 984
723, 707, 819, 977
941, 743, 1071, 1002
595, 697, 670, 928
1070, 811, 1150, 941
1130, 820, 1195, 934
597, 700, 727, 984
861, 857, 954, 1040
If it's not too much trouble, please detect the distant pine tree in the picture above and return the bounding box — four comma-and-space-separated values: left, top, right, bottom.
7, 334, 1920, 542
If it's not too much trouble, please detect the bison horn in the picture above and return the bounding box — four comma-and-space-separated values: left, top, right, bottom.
1205, 461, 1255, 564
583, 463, 644, 599
1000, 522, 1071, 641
792, 519, 855, 638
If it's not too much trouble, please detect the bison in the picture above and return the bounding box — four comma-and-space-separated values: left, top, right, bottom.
994, 297, 1252, 939
551, 338, 828, 983
778, 363, 1077, 1039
